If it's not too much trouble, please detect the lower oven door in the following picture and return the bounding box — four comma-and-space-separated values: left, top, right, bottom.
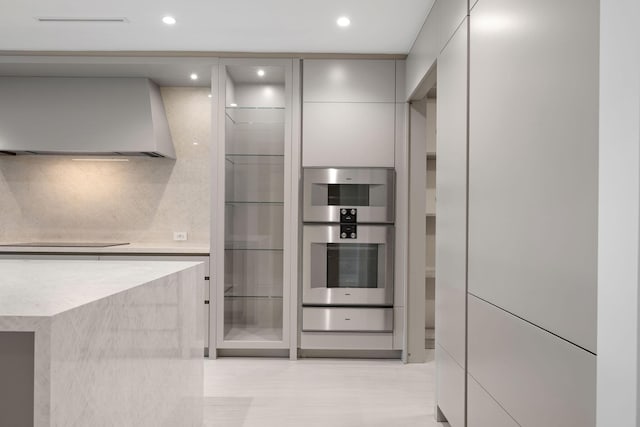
302, 224, 394, 306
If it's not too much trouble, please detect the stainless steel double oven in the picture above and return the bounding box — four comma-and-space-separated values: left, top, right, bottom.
302, 168, 395, 308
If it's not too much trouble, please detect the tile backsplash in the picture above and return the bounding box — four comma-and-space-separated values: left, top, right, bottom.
0, 87, 211, 244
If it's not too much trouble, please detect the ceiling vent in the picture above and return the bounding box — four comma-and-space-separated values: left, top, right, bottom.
36, 17, 129, 23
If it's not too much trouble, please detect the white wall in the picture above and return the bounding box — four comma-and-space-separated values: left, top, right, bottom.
597, 0, 640, 425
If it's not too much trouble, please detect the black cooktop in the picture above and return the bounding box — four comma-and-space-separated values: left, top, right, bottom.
0, 242, 130, 248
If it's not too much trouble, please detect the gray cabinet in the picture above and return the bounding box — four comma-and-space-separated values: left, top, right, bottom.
467, 0, 599, 353
467, 375, 518, 427
465, 0, 599, 424
411, 0, 598, 425
436, 345, 465, 427
435, 16, 468, 427
467, 296, 596, 427
302, 102, 395, 167
302, 59, 397, 167
303, 59, 395, 103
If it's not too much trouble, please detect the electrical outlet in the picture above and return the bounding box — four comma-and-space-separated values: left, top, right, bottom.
173, 231, 188, 241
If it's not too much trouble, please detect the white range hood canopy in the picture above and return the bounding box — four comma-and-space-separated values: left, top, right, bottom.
0, 76, 176, 158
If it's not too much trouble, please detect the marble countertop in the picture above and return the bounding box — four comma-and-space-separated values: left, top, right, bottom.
0, 241, 210, 255
0, 259, 201, 317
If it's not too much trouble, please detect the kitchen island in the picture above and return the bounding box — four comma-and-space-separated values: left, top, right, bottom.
0, 260, 204, 427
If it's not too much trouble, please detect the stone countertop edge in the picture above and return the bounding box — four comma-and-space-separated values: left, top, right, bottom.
0, 242, 210, 255
0, 260, 204, 318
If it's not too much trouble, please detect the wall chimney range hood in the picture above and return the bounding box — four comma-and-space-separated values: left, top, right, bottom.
0, 77, 175, 158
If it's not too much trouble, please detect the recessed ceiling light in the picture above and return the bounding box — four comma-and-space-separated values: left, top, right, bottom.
257, 69, 265, 77
162, 16, 176, 25
190, 73, 198, 80
208, 93, 212, 98
337, 16, 351, 27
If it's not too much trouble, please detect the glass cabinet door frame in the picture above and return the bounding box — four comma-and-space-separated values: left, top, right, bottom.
211, 58, 299, 354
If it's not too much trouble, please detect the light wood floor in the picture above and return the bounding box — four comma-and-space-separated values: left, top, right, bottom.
203, 350, 450, 427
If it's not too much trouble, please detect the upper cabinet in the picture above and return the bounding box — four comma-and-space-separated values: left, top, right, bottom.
303, 103, 395, 167
302, 59, 398, 167
303, 60, 396, 103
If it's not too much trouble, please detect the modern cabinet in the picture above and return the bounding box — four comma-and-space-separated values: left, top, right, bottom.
302, 59, 397, 167
467, 375, 518, 427
468, 0, 599, 354
213, 58, 297, 353
302, 102, 395, 167
467, 296, 596, 426
435, 15, 468, 427
436, 345, 465, 427
302, 59, 395, 103
465, 0, 599, 424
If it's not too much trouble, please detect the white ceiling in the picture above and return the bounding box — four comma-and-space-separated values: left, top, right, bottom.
0, 0, 435, 54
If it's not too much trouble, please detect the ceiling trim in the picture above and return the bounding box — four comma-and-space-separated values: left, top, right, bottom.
0, 50, 407, 60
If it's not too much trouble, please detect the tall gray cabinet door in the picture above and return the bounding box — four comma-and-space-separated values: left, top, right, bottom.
435, 16, 468, 427
467, 0, 599, 352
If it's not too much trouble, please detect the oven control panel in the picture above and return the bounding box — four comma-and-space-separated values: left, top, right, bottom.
340, 208, 357, 223
340, 224, 357, 239
340, 208, 357, 238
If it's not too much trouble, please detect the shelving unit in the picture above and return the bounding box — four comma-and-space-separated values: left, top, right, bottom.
213, 59, 295, 352
224, 105, 284, 343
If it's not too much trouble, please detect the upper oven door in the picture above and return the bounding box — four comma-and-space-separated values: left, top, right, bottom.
303, 224, 394, 306
303, 168, 395, 223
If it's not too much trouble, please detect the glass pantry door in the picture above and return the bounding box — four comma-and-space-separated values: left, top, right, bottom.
216, 59, 292, 349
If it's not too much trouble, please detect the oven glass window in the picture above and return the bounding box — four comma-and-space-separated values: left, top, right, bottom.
327, 184, 370, 206
326, 243, 378, 288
